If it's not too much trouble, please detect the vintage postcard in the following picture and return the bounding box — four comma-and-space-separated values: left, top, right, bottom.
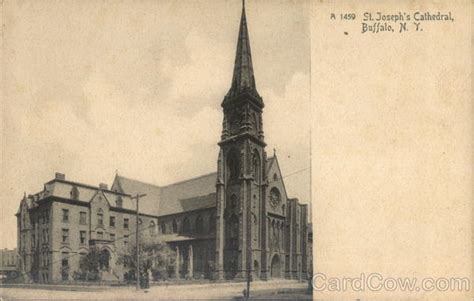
0, 0, 471, 300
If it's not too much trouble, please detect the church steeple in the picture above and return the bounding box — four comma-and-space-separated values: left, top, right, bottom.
225, 0, 260, 101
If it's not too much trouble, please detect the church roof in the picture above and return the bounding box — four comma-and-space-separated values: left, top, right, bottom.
159, 173, 217, 216
112, 175, 161, 215
225, 0, 259, 100
113, 156, 276, 217
112, 172, 217, 217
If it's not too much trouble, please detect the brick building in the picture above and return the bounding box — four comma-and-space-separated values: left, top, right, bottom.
16, 1, 312, 283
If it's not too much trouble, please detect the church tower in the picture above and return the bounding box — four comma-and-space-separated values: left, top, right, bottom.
215, 0, 269, 280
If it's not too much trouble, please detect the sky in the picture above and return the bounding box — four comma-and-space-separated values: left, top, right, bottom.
1, 0, 310, 249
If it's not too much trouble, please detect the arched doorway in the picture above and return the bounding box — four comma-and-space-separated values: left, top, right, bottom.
270, 254, 281, 278
99, 249, 110, 271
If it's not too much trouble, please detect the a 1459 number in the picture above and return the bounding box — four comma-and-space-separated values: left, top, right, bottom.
340, 13, 356, 20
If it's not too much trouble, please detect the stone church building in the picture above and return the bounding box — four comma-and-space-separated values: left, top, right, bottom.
16, 2, 311, 283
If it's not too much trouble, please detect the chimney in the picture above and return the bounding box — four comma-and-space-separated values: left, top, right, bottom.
99, 183, 108, 190
55, 172, 65, 180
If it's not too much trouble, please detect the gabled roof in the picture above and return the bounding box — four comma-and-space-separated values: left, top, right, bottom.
266, 156, 275, 174
112, 175, 161, 215
159, 173, 217, 216
112, 172, 217, 217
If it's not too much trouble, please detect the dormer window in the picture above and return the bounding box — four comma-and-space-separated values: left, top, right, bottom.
115, 196, 123, 208
70, 186, 79, 200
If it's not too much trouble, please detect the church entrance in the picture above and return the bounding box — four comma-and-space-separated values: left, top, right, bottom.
270, 254, 281, 278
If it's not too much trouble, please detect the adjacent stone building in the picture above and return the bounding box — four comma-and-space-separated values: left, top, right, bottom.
16, 174, 159, 283
16, 2, 312, 283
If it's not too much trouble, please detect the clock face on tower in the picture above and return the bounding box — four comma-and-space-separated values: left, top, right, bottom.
269, 187, 281, 208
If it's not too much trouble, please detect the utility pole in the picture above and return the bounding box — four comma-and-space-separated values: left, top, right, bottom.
131, 193, 146, 291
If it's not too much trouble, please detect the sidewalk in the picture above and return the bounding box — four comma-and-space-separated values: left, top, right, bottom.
0, 279, 308, 300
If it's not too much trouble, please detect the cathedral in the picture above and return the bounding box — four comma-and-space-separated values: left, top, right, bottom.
16, 1, 312, 283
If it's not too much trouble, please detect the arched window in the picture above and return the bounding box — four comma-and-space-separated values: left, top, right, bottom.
99, 249, 110, 270
251, 114, 259, 135
195, 215, 203, 233
172, 219, 178, 233
252, 150, 260, 183
149, 221, 156, 236
182, 217, 190, 233
227, 149, 240, 181
160, 222, 166, 234
231, 194, 238, 209
209, 213, 216, 231
226, 215, 239, 249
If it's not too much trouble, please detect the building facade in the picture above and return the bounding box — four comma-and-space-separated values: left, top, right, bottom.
16, 174, 159, 283
0, 248, 18, 279
16, 2, 312, 283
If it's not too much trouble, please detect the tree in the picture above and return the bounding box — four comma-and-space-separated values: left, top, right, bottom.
117, 239, 176, 284
77, 249, 101, 281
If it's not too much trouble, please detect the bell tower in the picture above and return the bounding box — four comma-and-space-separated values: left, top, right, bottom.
215, 0, 269, 280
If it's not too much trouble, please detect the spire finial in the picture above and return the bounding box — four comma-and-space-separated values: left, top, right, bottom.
225, 0, 259, 100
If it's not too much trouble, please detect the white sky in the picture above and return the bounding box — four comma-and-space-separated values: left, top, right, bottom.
1, 0, 310, 249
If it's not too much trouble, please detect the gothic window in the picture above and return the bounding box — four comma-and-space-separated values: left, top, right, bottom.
182, 217, 190, 233
229, 109, 243, 133
252, 151, 260, 183
172, 219, 178, 233
251, 114, 258, 135
273, 173, 278, 182
230, 194, 238, 210
226, 215, 239, 249
70, 186, 79, 200
227, 150, 240, 181
195, 215, 203, 233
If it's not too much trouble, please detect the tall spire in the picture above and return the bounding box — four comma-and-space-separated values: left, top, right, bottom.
226, 0, 258, 99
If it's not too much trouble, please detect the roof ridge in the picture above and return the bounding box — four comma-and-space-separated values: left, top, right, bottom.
160, 171, 217, 189
117, 175, 160, 189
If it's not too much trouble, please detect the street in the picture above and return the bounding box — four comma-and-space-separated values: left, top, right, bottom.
1, 279, 311, 300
